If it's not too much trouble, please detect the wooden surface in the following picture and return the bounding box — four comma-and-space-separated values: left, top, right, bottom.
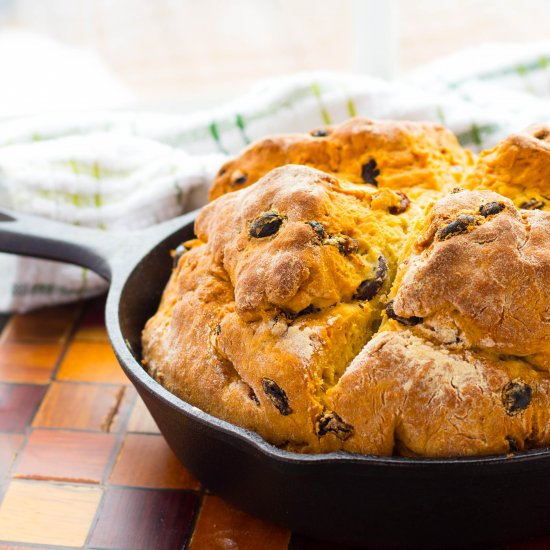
0, 297, 548, 549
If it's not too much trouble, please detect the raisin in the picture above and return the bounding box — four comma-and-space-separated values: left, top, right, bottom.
451, 187, 463, 194
250, 212, 285, 238
317, 411, 354, 441
310, 128, 329, 137
249, 386, 260, 406
506, 436, 519, 453
388, 191, 410, 215
437, 215, 478, 240
172, 243, 186, 268
295, 304, 320, 317
385, 300, 423, 326
261, 378, 292, 415
502, 380, 532, 415
361, 158, 380, 185
305, 221, 326, 241
232, 170, 248, 185
281, 304, 320, 321
354, 255, 388, 301
479, 202, 505, 217
520, 198, 545, 210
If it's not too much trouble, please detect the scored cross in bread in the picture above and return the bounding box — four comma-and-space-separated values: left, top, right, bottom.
142, 119, 550, 457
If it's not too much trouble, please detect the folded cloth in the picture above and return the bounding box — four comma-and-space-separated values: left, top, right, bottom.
2, 41, 550, 312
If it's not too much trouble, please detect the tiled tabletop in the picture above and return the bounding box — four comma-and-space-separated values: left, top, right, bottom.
0, 297, 547, 550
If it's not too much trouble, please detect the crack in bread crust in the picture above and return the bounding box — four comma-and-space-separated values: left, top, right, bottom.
142, 118, 550, 457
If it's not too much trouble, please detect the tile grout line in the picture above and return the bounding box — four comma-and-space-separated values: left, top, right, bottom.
0, 538, 75, 549
183, 486, 206, 550
7, 476, 203, 494
48, 303, 86, 382
0, 388, 48, 506
0, 379, 132, 388
83, 378, 138, 548
0, 426, 160, 435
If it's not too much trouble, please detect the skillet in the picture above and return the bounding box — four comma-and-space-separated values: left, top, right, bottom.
1, 208, 549, 549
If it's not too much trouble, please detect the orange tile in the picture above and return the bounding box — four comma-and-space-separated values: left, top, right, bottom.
74, 324, 110, 342
0, 480, 101, 547
0, 342, 63, 384
56, 341, 129, 384
0, 434, 24, 478
33, 382, 132, 432
189, 495, 290, 550
127, 396, 160, 434
109, 433, 199, 490
15, 429, 116, 484
1, 304, 79, 343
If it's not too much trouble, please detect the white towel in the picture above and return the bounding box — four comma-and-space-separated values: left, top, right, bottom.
2, 41, 550, 311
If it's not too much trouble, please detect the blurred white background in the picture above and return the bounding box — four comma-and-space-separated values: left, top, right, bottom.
0, 0, 549, 116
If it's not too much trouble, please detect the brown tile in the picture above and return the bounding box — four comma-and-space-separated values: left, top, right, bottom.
88, 486, 198, 550
74, 296, 108, 342
110, 433, 199, 490
0, 342, 63, 384
32, 382, 132, 432
56, 341, 129, 385
127, 396, 160, 433
0, 480, 101, 547
0, 384, 46, 433
15, 429, 116, 484
1, 304, 79, 343
189, 495, 290, 550
0, 434, 24, 479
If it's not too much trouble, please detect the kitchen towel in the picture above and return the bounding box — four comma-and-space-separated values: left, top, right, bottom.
2, 40, 550, 311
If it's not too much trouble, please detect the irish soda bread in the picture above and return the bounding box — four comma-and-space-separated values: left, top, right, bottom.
142, 119, 550, 457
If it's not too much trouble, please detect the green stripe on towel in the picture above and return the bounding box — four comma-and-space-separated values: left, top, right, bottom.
209, 122, 229, 154
346, 98, 357, 118
235, 114, 250, 144
310, 82, 331, 125
456, 123, 499, 147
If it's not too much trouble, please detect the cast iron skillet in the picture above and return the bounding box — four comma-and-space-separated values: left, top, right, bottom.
1, 209, 549, 549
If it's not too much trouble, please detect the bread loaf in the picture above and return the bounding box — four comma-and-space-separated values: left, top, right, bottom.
142, 119, 550, 457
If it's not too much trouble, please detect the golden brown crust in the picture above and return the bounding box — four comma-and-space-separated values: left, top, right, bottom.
391, 189, 550, 364
142, 118, 550, 458
465, 124, 550, 211
328, 330, 550, 457
196, 165, 399, 321
210, 118, 471, 200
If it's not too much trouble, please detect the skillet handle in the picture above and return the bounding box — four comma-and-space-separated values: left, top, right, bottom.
0, 209, 199, 283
